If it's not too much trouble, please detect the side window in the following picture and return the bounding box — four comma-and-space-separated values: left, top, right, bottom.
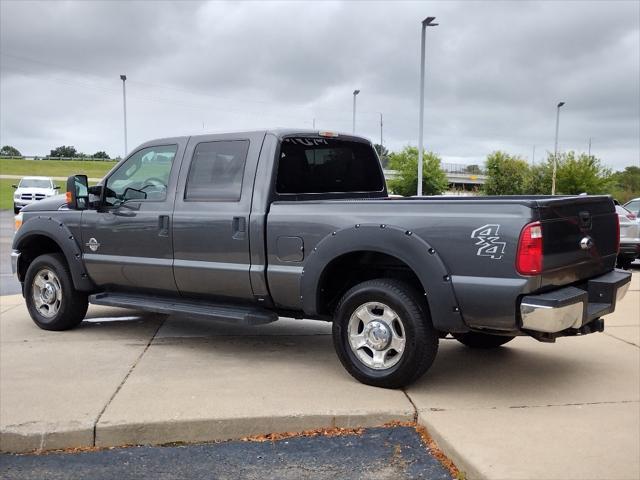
185, 140, 249, 201
104, 145, 177, 206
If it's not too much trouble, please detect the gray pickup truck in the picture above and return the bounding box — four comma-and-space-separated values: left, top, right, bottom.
11, 129, 631, 388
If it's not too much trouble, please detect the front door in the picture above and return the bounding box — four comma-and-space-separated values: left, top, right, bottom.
81, 142, 184, 294
172, 132, 264, 301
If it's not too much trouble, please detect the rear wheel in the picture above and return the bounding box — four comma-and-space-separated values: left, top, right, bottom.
453, 332, 515, 349
616, 257, 634, 270
332, 279, 438, 389
24, 253, 88, 331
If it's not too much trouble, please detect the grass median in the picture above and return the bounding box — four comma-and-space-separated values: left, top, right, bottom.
0, 158, 117, 211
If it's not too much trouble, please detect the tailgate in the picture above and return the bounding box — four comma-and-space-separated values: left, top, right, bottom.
536, 195, 618, 288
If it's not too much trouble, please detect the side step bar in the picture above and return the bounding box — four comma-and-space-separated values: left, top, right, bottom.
89, 293, 279, 326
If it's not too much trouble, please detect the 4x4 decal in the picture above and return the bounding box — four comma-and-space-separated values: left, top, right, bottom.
471, 224, 506, 260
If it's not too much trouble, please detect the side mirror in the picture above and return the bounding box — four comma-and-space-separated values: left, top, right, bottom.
66, 175, 89, 210
11, 184, 17, 189
54, 185, 61, 190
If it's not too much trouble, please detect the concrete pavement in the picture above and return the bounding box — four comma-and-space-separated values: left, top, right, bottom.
411, 270, 640, 480
1, 270, 638, 480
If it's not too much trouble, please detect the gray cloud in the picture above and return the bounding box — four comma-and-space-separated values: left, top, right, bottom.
1, 0, 638, 170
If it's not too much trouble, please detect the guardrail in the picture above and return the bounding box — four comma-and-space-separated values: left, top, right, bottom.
0, 156, 119, 162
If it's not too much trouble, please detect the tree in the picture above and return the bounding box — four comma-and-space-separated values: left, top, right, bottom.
0, 145, 21, 156
483, 151, 531, 195
50, 145, 78, 158
465, 164, 482, 175
374, 144, 390, 168
528, 152, 613, 195
92, 151, 110, 159
611, 166, 640, 203
387, 146, 449, 196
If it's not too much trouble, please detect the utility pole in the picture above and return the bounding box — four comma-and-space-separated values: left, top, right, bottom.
352, 90, 360, 133
532, 145, 536, 165
120, 75, 128, 157
417, 16, 438, 196
380, 113, 383, 152
552, 101, 565, 195
312, 118, 316, 129
588, 137, 592, 157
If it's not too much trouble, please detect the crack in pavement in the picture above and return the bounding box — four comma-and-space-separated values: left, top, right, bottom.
604, 332, 639, 348
422, 399, 640, 413
401, 389, 419, 423
91, 317, 166, 446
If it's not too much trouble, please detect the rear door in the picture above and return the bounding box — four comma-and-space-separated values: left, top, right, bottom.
172, 132, 264, 301
81, 141, 185, 293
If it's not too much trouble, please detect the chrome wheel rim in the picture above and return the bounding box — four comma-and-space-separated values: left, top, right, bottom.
32, 269, 62, 318
347, 302, 406, 370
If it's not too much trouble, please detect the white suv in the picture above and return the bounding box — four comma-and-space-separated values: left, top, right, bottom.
12, 177, 60, 213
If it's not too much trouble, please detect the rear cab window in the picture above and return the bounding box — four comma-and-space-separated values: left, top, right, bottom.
276, 136, 386, 198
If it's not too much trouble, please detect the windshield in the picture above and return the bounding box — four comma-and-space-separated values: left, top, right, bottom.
19, 179, 52, 189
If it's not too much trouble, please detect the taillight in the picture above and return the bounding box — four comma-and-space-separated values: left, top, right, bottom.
615, 214, 620, 252
516, 221, 543, 275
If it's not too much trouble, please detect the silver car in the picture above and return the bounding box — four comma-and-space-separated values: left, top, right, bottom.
617, 204, 640, 269
624, 197, 640, 216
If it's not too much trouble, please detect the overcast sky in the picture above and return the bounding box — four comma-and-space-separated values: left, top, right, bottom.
1, 0, 639, 170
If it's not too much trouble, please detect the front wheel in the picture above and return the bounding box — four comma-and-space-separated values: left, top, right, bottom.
24, 253, 88, 331
13, 204, 20, 214
453, 332, 515, 349
332, 279, 438, 389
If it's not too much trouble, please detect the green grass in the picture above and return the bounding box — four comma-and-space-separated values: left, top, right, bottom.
0, 158, 116, 179
1, 179, 21, 211
0, 158, 117, 211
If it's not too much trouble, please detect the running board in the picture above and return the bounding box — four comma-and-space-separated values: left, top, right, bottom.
89, 293, 279, 326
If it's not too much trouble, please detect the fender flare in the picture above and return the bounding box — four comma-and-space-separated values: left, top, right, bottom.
12, 216, 95, 291
300, 224, 468, 332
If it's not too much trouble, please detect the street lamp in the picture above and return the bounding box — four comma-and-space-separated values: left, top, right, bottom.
551, 101, 565, 195
352, 89, 360, 134
417, 16, 438, 196
120, 75, 128, 158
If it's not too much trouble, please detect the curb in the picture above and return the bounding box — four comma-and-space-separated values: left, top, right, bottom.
1, 412, 414, 454
418, 411, 483, 480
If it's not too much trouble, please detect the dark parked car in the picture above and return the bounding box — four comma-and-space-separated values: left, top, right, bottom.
11, 130, 631, 388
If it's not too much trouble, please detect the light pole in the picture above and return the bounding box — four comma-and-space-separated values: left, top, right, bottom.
380, 112, 383, 154
120, 75, 128, 158
551, 101, 565, 195
417, 16, 438, 196
352, 89, 360, 133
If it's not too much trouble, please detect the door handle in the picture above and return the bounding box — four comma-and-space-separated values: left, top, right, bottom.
158, 215, 170, 237
232, 216, 246, 240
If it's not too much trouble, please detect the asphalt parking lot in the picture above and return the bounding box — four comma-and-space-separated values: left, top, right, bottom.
0, 210, 21, 296
0, 426, 452, 480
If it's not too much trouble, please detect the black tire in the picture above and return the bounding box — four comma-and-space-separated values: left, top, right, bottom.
24, 253, 88, 331
453, 332, 515, 349
13, 204, 20, 214
616, 258, 633, 270
332, 279, 438, 389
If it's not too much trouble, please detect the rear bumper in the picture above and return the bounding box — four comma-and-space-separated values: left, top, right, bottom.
520, 269, 631, 333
